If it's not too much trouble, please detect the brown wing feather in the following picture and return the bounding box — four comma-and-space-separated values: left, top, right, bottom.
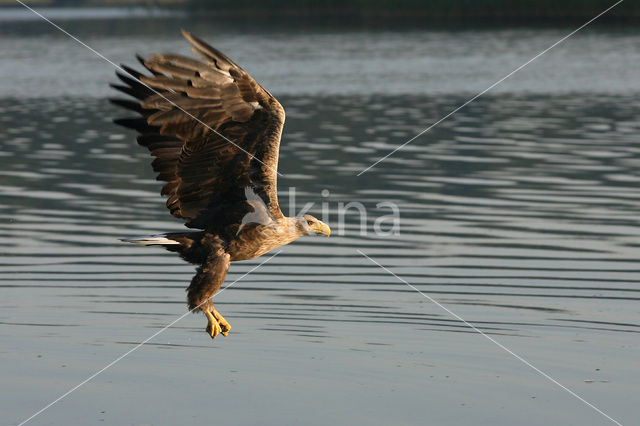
111, 30, 285, 231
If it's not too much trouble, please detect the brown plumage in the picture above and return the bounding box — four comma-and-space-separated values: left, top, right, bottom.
112, 30, 330, 340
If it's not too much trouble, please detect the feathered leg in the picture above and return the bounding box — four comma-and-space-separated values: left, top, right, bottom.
186, 249, 231, 339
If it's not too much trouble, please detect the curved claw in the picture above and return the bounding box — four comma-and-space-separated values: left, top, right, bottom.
213, 308, 231, 336
204, 310, 222, 339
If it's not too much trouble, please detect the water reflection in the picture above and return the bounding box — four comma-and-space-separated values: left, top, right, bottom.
2, 94, 640, 341
1, 29, 640, 421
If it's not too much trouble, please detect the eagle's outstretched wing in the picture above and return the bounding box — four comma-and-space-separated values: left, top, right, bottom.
111, 30, 285, 231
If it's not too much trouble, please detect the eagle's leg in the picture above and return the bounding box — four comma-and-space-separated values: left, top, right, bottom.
186, 249, 231, 340
204, 309, 222, 339
213, 308, 231, 336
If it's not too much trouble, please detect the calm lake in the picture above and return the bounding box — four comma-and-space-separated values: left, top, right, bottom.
1, 7, 639, 426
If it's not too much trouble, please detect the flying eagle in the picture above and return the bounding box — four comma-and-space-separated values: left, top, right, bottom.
111, 30, 331, 339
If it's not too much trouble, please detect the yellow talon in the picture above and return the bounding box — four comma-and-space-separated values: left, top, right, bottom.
213, 308, 231, 336
204, 310, 221, 339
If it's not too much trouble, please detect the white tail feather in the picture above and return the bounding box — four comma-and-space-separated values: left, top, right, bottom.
121, 233, 181, 245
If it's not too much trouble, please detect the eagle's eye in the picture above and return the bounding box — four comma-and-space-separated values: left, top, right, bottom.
306, 219, 314, 226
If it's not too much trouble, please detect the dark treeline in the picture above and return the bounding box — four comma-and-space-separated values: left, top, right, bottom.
7, 0, 638, 23
190, 0, 636, 23
192, 0, 634, 19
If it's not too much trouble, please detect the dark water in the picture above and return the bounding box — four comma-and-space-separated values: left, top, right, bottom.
1, 8, 639, 426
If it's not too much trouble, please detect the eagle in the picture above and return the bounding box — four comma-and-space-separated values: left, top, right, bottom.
111, 30, 331, 340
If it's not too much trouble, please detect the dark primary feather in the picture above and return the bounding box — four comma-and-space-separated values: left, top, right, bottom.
111, 29, 285, 231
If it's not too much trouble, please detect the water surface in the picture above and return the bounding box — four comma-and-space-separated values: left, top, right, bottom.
1, 9, 639, 426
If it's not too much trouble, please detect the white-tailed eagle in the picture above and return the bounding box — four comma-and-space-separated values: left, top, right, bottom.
111, 30, 330, 339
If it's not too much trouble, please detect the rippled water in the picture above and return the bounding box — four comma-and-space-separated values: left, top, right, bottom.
2, 9, 639, 426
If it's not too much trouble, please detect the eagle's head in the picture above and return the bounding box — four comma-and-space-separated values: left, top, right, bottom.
300, 214, 331, 237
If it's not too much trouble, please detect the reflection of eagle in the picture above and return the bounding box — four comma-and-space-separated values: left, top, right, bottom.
112, 30, 330, 340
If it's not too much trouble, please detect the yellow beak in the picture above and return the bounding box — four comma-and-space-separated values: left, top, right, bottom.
312, 221, 331, 237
